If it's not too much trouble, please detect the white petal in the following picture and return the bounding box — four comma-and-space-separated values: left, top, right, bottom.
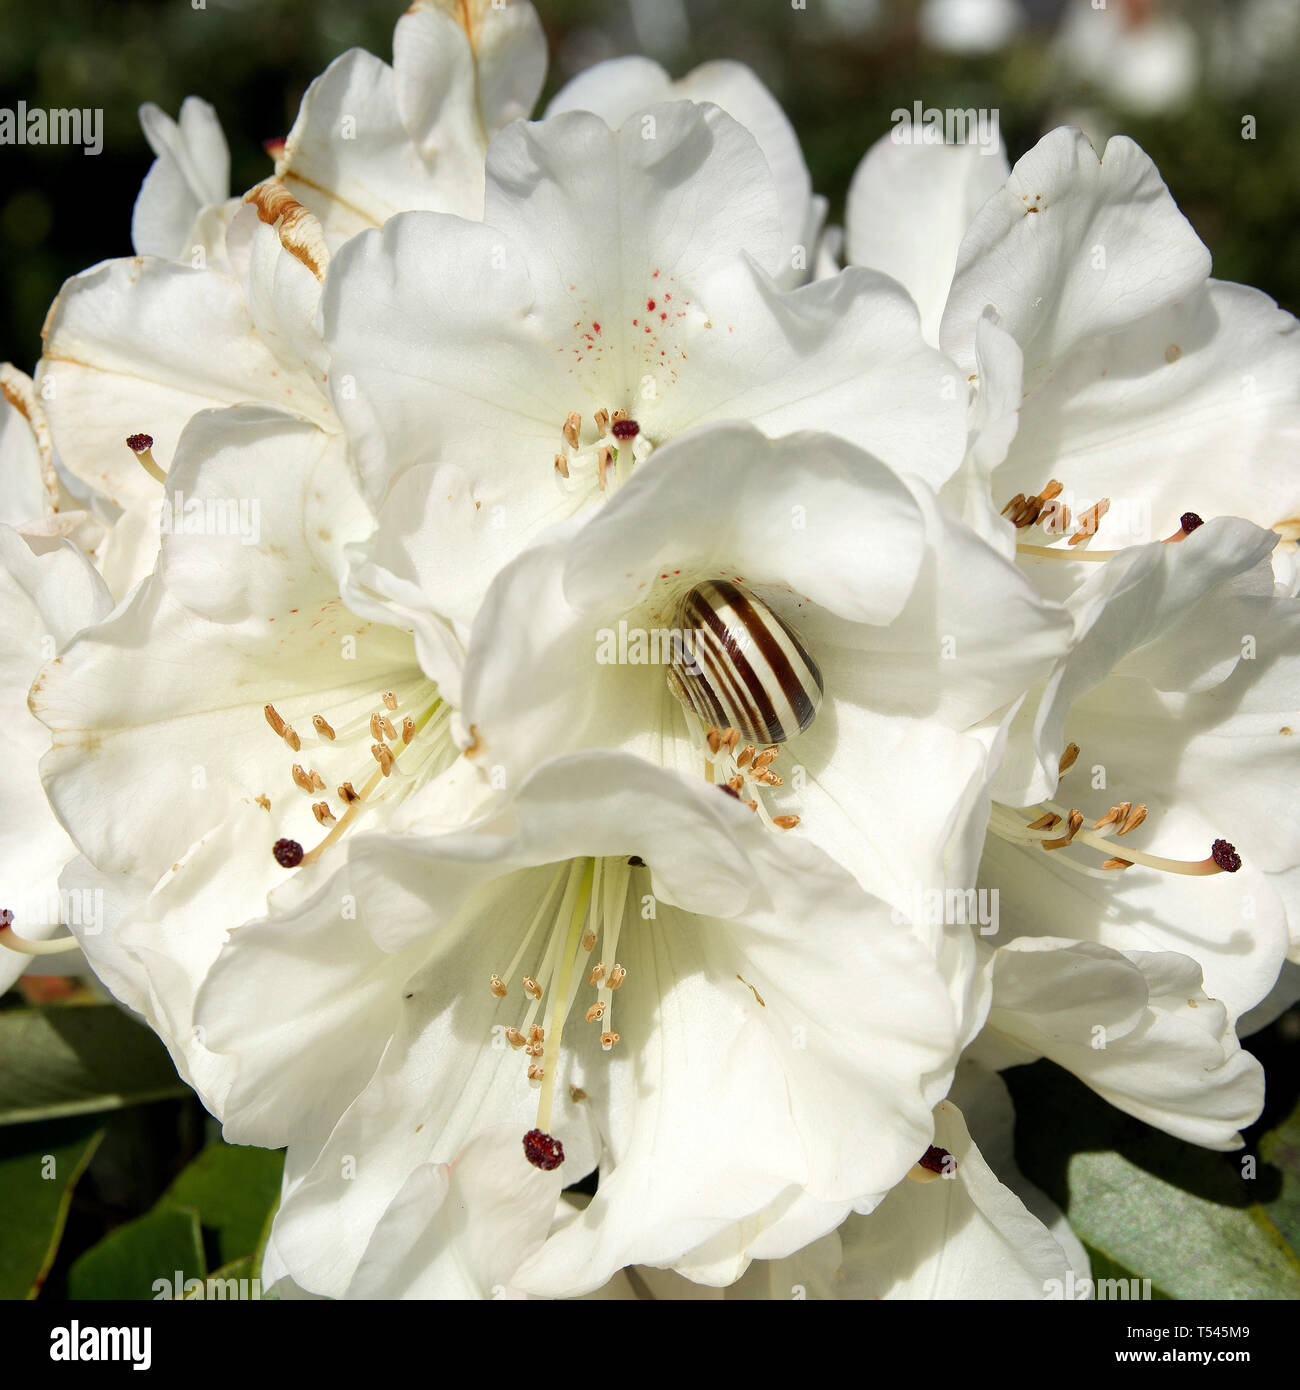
846, 132, 1009, 344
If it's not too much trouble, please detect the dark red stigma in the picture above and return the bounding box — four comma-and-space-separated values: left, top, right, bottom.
272, 838, 304, 868
919, 1144, 954, 1175
522, 1128, 564, 1171
1211, 839, 1241, 873
126, 433, 154, 452
1180, 512, 1204, 534
0, 908, 13, 928
719, 785, 740, 800
611, 419, 639, 440
627, 855, 645, 867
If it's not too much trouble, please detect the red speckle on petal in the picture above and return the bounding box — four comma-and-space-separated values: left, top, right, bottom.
652, 269, 660, 278
647, 298, 656, 311
592, 322, 601, 334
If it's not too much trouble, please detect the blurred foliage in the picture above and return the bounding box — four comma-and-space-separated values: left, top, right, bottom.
1, 0, 1298, 371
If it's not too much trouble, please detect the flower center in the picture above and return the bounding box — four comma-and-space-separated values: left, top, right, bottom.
988, 742, 1241, 880
263, 679, 451, 868
1003, 477, 1204, 562
489, 856, 642, 1164
553, 407, 653, 498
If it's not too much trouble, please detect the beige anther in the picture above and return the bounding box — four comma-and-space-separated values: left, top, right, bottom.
1102, 856, 1133, 871
1058, 743, 1080, 776
594, 408, 610, 436
338, 782, 359, 803
723, 728, 739, 749
489, 974, 507, 998
1027, 811, 1062, 831
1119, 803, 1149, 835
527, 1064, 545, 1081
402, 717, 415, 745
1001, 493, 1026, 518
600, 1032, 620, 1051
555, 452, 570, 478
309, 769, 326, 791
727, 774, 745, 791
264, 704, 287, 736
1069, 497, 1111, 545
753, 748, 779, 769
581, 930, 596, 952
369, 713, 384, 741
597, 445, 612, 490
1094, 802, 1131, 831
563, 411, 581, 449
1043, 809, 1083, 850
371, 742, 394, 776
736, 745, 754, 769
379, 715, 397, 741
589, 963, 605, 987
706, 727, 722, 754
283, 726, 301, 752
525, 1042, 543, 1058
291, 764, 315, 792
607, 964, 626, 990
528, 1025, 544, 1043
505, 1027, 526, 1049
522, 975, 542, 1001
311, 714, 335, 740
772, 814, 801, 830
586, 1002, 606, 1023
382, 692, 398, 711
311, 801, 335, 825
610, 407, 628, 424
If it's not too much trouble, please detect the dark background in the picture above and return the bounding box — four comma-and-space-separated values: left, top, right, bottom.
2, 0, 1299, 373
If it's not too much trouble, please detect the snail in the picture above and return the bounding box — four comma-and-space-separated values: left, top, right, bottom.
666, 580, 823, 744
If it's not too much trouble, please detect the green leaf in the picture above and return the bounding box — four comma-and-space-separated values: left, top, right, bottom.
1007, 1059, 1300, 1300
68, 1204, 205, 1301
0, 1004, 190, 1125
159, 1141, 284, 1268
0, 1116, 103, 1299
1259, 1094, 1300, 1253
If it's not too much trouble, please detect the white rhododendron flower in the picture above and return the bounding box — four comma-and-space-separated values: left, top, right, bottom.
32, 405, 471, 1101
328, 99, 968, 632
196, 752, 960, 1297
847, 126, 1300, 593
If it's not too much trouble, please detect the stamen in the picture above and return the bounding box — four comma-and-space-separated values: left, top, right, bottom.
382, 692, 398, 711
312, 715, 335, 740
126, 433, 166, 484
311, 801, 335, 824
563, 412, 581, 450
607, 965, 626, 990
489, 974, 508, 997
264, 704, 287, 736
0, 911, 82, 956
283, 726, 301, 752
1058, 742, 1080, 777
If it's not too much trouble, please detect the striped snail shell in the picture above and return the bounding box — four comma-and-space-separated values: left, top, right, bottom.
666, 579, 824, 744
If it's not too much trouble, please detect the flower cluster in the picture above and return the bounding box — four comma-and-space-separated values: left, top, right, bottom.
3, 0, 1296, 1300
